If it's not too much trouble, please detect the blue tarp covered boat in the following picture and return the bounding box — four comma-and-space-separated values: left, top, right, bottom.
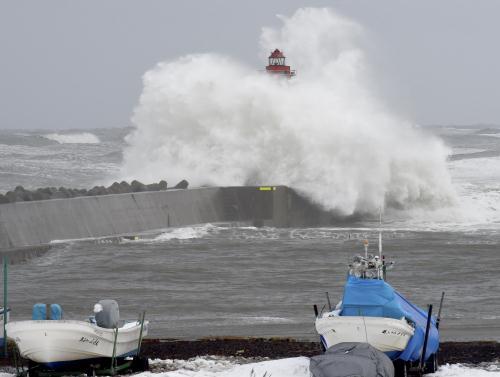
314, 234, 443, 376
341, 275, 439, 362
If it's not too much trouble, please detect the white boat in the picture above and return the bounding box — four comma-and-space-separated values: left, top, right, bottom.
0, 307, 9, 347
314, 232, 441, 374
314, 238, 417, 355
315, 313, 415, 352
6, 319, 148, 367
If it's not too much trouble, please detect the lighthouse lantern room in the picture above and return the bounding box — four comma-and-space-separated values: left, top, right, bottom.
265, 49, 296, 78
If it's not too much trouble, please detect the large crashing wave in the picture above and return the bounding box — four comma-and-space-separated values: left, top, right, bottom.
121, 8, 456, 215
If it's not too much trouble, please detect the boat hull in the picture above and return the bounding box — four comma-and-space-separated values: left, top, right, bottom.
315, 316, 414, 353
0, 309, 9, 349
6, 320, 148, 365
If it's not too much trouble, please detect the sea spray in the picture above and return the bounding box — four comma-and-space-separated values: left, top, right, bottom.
121, 7, 456, 215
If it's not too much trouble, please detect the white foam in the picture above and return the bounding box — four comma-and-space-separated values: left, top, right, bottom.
152, 224, 217, 241
450, 156, 500, 183
447, 156, 500, 226
239, 316, 296, 324
451, 148, 488, 155
0, 143, 59, 156
477, 133, 500, 138
121, 7, 455, 216
44, 132, 100, 144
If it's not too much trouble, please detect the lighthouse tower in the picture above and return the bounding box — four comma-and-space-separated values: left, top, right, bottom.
265, 49, 296, 78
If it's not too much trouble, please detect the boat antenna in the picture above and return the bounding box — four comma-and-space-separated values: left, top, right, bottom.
378, 206, 383, 259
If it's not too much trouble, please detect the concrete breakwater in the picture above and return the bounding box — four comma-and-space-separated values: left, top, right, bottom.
0, 186, 334, 253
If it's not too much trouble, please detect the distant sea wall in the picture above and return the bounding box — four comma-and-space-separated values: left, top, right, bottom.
0, 186, 334, 252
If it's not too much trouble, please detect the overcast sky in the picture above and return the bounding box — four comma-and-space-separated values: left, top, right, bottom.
1, 0, 499, 130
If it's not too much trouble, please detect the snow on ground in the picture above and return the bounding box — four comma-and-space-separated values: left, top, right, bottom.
138, 357, 500, 377
139, 356, 310, 376
1, 358, 499, 377
429, 363, 500, 377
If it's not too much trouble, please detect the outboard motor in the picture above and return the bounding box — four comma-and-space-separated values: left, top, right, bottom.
94, 299, 120, 329
310, 342, 394, 377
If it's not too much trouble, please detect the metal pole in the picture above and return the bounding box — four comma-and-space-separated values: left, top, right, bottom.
136, 311, 146, 356
3, 256, 8, 358
325, 292, 332, 312
420, 304, 433, 371
382, 255, 387, 280
378, 207, 383, 259
110, 328, 118, 375
436, 292, 445, 330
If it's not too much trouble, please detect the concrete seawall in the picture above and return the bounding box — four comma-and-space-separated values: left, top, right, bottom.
0, 186, 334, 252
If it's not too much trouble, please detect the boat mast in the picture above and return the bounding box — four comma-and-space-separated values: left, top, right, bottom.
378, 207, 383, 259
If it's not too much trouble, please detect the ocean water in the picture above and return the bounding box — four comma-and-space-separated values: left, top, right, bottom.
0, 128, 127, 192
0, 126, 499, 345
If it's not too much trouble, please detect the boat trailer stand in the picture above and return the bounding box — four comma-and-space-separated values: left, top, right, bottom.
395, 303, 438, 377
15, 358, 138, 377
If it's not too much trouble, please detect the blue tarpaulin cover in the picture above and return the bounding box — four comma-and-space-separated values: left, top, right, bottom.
341, 275, 439, 362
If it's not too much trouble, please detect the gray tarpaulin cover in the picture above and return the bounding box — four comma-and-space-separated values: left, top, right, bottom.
94, 299, 120, 329
310, 342, 394, 377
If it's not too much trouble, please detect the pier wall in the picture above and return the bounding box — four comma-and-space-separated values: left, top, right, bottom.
0, 186, 333, 251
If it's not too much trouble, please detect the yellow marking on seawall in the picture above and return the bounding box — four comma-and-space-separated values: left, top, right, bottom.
259, 187, 276, 191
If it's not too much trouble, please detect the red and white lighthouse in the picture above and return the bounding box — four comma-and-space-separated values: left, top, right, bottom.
265, 49, 296, 78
